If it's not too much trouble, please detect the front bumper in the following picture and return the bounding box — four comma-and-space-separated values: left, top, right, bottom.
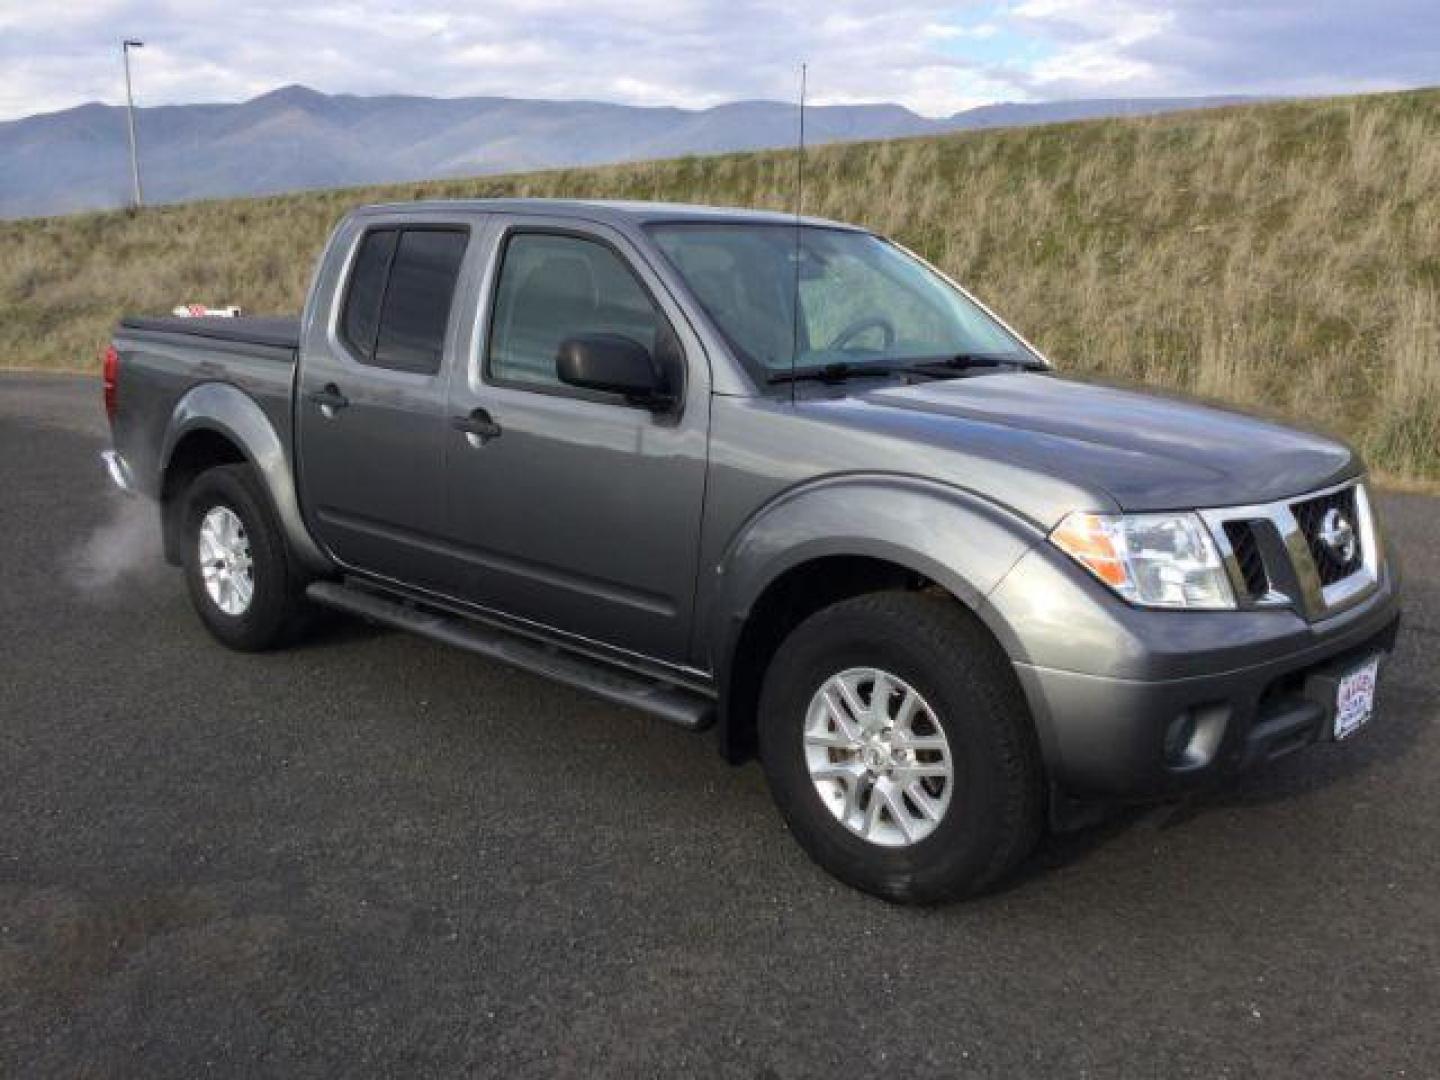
990, 538, 1403, 801
1014, 606, 1399, 799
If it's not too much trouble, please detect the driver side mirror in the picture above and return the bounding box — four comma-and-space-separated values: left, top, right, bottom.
556, 333, 675, 410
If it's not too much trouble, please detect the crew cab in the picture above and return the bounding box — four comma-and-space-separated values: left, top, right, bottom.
101, 199, 1402, 902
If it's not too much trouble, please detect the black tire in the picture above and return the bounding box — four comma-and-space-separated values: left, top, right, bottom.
758, 591, 1045, 904
181, 463, 309, 652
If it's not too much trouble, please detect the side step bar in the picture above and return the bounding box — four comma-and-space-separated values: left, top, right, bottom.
306, 580, 716, 732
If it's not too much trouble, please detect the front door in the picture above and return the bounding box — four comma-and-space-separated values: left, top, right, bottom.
442, 219, 710, 666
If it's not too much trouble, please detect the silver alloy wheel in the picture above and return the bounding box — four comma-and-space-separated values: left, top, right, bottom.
803, 667, 954, 847
198, 505, 254, 616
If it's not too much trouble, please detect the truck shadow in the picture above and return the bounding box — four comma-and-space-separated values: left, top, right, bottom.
1004, 805, 1155, 887
283, 609, 393, 652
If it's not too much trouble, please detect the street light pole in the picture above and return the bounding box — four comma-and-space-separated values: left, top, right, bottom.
122, 39, 145, 208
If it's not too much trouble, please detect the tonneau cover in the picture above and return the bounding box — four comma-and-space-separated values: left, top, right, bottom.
119, 316, 301, 351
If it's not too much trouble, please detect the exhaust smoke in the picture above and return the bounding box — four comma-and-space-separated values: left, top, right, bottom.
66, 494, 164, 596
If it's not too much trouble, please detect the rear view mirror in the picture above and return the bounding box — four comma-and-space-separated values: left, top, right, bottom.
556, 333, 674, 409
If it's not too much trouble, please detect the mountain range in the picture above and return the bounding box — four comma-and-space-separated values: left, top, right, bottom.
0, 85, 1257, 219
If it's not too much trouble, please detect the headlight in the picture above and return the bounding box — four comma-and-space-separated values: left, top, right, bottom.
1050, 511, 1235, 609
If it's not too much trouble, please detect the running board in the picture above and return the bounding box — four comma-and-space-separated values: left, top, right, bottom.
305, 580, 716, 731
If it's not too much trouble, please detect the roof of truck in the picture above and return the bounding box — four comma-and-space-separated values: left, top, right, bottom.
353, 197, 865, 231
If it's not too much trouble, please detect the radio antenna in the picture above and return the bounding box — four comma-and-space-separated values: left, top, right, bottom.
789, 62, 807, 404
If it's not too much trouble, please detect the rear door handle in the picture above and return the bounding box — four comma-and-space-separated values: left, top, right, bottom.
452, 407, 502, 445
309, 383, 349, 418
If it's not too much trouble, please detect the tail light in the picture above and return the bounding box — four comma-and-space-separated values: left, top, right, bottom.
102, 344, 119, 421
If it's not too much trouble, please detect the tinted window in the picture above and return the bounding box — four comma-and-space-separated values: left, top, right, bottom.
373, 229, 469, 375
338, 227, 467, 375
488, 232, 670, 390
339, 228, 396, 360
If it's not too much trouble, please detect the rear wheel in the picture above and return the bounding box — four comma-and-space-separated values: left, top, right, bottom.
758, 591, 1044, 903
182, 464, 308, 651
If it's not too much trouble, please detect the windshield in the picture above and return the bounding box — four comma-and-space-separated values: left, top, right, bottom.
646, 222, 1039, 381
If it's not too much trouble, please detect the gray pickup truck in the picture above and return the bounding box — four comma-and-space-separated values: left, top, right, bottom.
102, 198, 1401, 902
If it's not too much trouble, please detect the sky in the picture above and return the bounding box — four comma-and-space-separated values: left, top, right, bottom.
0, 0, 1437, 121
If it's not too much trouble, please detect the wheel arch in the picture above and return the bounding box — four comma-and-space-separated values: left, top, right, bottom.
707, 475, 1044, 763
159, 383, 331, 573
160, 427, 246, 564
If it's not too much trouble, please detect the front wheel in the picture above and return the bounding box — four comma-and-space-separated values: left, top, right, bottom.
182, 464, 309, 651
758, 591, 1045, 903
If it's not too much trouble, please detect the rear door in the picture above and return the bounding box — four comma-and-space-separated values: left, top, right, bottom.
441, 216, 712, 665
296, 213, 477, 590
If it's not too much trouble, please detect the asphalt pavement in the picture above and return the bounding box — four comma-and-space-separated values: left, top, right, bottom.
1, 372, 1436, 1078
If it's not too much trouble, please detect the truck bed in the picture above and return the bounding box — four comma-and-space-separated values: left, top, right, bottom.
119, 316, 301, 351
109, 315, 301, 503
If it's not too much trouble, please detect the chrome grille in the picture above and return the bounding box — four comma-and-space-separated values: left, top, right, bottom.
1222, 520, 1269, 600
1201, 481, 1378, 621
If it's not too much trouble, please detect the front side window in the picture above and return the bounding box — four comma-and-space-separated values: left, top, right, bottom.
647, 223, 1038, 381
487, 232, 671, 391
338, 226, 468, 375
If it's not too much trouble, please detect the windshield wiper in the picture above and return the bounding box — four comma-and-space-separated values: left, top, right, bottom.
901, 353, 1035, 376
901, 355, 1046, 379
767, 361, 897, 385
767, 353, 1041, 385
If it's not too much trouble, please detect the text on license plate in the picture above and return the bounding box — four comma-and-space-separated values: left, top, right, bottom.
1334, 657, 1379, 740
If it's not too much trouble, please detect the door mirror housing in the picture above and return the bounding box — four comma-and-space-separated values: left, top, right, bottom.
556, 333, 675, 410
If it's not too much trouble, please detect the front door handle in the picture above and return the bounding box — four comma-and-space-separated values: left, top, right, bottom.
452, 407, 502, 446
309, 383, 349, 419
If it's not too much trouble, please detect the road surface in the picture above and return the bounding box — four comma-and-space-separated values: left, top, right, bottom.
1, 373, 1435, 1077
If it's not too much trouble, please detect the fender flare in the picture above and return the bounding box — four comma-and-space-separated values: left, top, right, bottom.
711, 473, 1043, 645
704, 474, 1046, 755
160, 382, 332, 574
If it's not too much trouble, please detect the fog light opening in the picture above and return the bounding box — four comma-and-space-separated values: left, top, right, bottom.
1163, 705, 1229, 770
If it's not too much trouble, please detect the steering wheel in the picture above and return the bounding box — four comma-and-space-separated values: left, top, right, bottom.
827, 316, 896, 353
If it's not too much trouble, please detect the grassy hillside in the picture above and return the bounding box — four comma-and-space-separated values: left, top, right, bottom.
2, 88, 1437, 480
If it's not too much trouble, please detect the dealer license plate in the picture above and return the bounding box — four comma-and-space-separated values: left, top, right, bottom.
1334, 657, 1379, 740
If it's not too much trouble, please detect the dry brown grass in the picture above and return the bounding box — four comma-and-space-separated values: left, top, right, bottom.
1, 87, 1437, 478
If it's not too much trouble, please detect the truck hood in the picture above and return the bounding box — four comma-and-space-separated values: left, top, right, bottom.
820, 372, 1358, 513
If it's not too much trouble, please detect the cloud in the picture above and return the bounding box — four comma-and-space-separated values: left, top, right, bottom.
0, 0, 1435, 123
0, 0, 1012, 120
1005, 0, 1440, 98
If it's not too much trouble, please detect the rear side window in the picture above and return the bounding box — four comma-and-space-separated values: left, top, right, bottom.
339, 226, 468, 375
340, 229, 396, 360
